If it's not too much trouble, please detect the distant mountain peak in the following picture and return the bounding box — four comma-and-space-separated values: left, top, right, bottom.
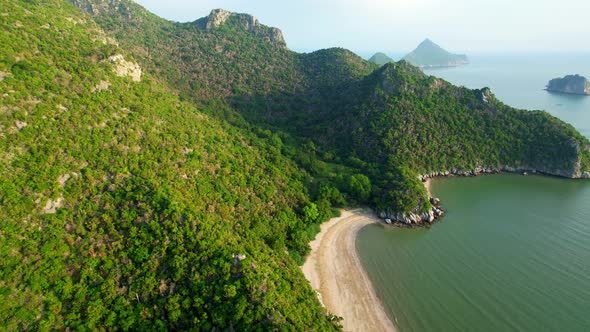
420, 38, 434, 45
403, 38, 468, 68
204, 8, 286, 49
415, 39, 446, 53
368, 52, 394, 66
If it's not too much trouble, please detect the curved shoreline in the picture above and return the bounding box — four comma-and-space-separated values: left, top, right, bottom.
302, 209, 397, 332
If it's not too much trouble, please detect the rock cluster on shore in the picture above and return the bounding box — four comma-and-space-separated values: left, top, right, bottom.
382, 164, 590, 227
419, 164, 590, 181
418, 167, 501, 181
379, 197, 444, 226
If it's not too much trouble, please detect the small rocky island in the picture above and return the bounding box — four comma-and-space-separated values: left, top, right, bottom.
546, 75, 590, 95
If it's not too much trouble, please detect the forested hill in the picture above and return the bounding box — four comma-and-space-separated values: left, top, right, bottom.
0, 1, 340, 330
66, 0, 589, 183
2, 0, 590, 330
369, 52, 395, 65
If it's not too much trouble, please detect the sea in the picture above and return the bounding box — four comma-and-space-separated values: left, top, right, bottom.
356, 54, 590, 332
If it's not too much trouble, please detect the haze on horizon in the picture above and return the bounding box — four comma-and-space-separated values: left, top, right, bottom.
134, 0, 590, 56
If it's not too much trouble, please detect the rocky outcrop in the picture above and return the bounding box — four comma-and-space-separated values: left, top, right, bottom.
206, 9, 234, 29
69, 0, 133, 19
0, 71, 11, 82
418, 168, 501, 182
546, 75, 590, 96
93, 80, 110, 92
417, 146, 590, 182
15, 121, 27, 131
104, 54, 141, 82
204, 9, 286, 49
42, 196, 64, 214
480, 87, 493, 103
379, 204, 445, 226
232, 253, 247, 267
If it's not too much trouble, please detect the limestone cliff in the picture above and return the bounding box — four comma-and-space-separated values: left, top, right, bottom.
68, 0, 133, 19
204, 9, 286, 49
546, 75, 590, 95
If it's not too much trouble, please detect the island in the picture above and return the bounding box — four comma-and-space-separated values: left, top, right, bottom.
403, 38, 469, 68
368, 52, 394, 66
546, 74, 590, 95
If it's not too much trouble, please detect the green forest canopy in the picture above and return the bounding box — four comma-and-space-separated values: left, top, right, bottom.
1, 0, 589, 330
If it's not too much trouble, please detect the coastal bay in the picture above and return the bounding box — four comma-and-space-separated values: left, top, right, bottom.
357, 174, 590, 331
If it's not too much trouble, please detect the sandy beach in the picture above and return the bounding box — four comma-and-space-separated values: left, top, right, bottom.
301, 209, 397, 332
425, 178, 433, 197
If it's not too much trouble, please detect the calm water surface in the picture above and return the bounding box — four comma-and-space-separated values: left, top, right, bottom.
358, 175, 590, 331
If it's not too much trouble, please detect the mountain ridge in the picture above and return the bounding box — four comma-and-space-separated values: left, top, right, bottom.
2, 0, 589, 330
65, 0, 589, 209
0, 1, 340, 329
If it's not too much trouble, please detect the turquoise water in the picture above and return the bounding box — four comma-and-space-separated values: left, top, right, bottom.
424, 55, 590, 138
357, 175, 590, 331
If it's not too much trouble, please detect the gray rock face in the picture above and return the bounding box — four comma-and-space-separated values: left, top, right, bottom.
546, 75, 590, 96
380, 204, 444, 226
43, 196, 64, 214
480, 87, 492, 103
104, 54, 142, 82
268, 27, 286, 49
0, 71, 11, 82
205, 9, 286, 49
206, 9, 235, 29
232, 253, 247, 267
69, 0, 132, 19
206, 9, 260, 32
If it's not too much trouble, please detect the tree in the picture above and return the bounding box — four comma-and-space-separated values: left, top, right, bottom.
346, 174, 371, 203
302, 202, 319, 224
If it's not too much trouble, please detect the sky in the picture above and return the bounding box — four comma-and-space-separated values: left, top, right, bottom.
134, 0, 590, 57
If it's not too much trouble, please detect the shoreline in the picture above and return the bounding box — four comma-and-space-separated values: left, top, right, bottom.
424, 177, 432, 197
301, 209, 397, 332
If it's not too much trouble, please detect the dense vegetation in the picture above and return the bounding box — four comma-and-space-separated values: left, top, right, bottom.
68, 0, 589, 215
2, 0, 590, 330
0, 1, 340, 330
